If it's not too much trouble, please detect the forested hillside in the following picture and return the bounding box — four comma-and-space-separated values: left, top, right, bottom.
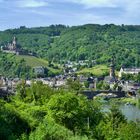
1, 24, 140, 69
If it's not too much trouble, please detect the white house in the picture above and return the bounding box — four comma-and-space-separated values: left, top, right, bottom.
119, 67, 140, 77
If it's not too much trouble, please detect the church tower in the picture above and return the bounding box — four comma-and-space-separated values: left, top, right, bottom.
12, 36, 17, 49
110, 56, 115, 78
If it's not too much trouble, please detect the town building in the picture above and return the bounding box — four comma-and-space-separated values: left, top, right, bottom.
33, 66, 45, 76
119, 67, 140, 77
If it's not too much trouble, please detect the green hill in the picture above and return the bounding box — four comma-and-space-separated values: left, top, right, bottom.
1, 24, 140, 69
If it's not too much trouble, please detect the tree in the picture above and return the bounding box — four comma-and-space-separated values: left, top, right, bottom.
136, 72, 140, 82
29, 121, 88, 140
96, 81, 104, 90
67, 78, 82, 93
46, 93, 102, 134
118, 122, 140, 140
0, 100, 31, 139
84, 81, 90, 88
102, 83, 110, 90
96, 105, 126, 139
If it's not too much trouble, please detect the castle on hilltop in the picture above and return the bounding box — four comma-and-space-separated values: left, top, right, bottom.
1, 36, 20, 54
0, 37, 36, 56
8, 36, 17, 50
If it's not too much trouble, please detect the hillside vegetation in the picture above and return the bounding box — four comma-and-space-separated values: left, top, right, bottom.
1, 24, 140, 69
0, 53, 61, 78
15, 55, 48, 67
77, 65, 109, 76
1, 82, 140, 140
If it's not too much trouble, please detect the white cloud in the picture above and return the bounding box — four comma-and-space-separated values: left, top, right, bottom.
57, 0, 117, 8
57, 0, 140, 18
54, 0, 140, 12
17, 0, 48, 8
124, 0, 140, 17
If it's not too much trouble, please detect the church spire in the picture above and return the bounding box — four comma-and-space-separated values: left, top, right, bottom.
12, 36, 17, 49
110, 56, 115, 78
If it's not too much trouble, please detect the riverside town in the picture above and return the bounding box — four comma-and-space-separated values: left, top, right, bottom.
1, 0, 140, 139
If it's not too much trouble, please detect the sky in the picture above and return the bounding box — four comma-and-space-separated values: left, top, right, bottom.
0, 0, 140, 30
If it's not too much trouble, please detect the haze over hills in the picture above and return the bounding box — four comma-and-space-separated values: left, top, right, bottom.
1, 24, 140, 70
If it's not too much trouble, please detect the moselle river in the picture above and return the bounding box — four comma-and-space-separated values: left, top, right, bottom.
103, 103, 140, 122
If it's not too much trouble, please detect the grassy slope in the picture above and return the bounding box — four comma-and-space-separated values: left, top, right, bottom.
15, 55, 48, 67
15, 55, 61, 73
77, 65, 109, 76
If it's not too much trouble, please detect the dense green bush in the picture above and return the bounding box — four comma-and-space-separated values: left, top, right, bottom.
1, 83, 140, 139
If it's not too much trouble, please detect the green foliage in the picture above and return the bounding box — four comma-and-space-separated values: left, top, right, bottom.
96, 81, 104, 90
46, 93, 102, 134
0, 100, 30, 140
96, 81, 110, 90
0, 52, 61, 78
15, 55, 48, 67
0, 82, 140, 139
121, 72, 140, 82
45, 24, 140, 68
16, 81, 57, 104
1, 24, 140, 69
118, 122, 140, 140
78, 65, 109, 77
96, 106, 127, 139
84, 81, 90, 88
1, 24, 140, 77
67, 78, 83, 92
29, 121, 89, 140
95, 105, 140, 140
102, 82, 110, 90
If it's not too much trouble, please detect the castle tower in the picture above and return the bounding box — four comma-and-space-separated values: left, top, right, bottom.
110, 56, 115, 78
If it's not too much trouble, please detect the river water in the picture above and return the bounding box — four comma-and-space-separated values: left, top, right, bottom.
103, 103, 140, 122
120, 104, 140, 122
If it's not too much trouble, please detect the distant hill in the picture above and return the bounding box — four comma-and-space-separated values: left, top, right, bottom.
1, 24, 140, 69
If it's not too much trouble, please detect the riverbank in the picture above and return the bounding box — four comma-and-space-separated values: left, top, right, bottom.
106, 97, 138, 106
95, 97, 138, 106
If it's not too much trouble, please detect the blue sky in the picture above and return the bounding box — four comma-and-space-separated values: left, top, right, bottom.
0, 0, 140, 30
